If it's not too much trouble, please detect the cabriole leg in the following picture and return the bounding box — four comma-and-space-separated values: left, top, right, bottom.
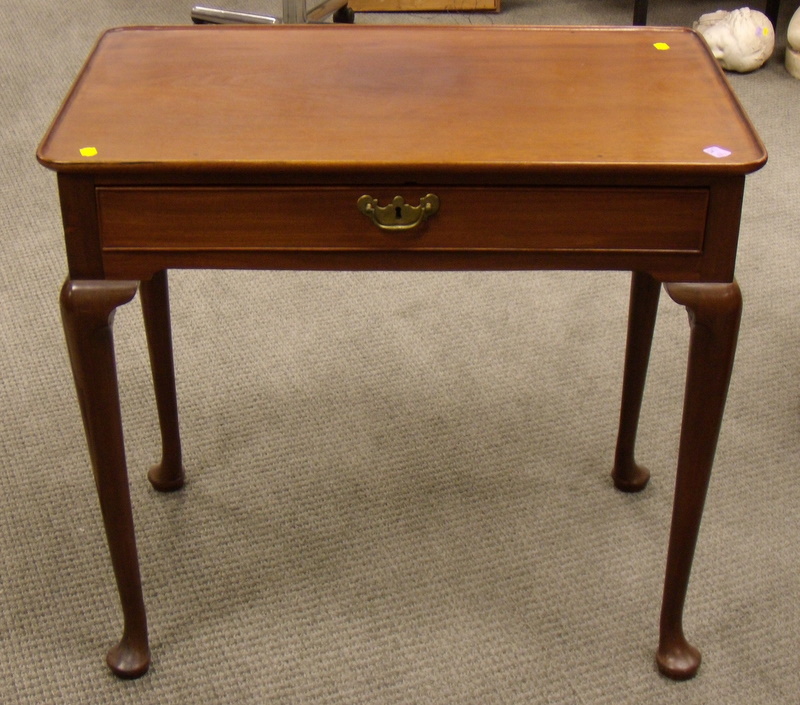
657, 280, 742, 680
140, 270, 185, 491
612, 271, 661, 492
60, 279, 150, 679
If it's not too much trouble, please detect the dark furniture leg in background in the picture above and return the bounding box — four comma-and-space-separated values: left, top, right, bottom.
632, 0, 649, 26
763, 0, 781, 27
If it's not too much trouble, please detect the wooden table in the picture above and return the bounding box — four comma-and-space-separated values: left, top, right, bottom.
37, 25, 766, 681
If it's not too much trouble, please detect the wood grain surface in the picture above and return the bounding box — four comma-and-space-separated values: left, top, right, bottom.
37, 25, 766, 178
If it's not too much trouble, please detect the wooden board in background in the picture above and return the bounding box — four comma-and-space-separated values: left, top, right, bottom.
348, 0, 499, 12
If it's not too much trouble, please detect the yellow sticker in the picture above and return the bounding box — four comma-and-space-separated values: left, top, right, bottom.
79, 147, 98, 157
763, 27, 770, 36
653, 42, 670, 51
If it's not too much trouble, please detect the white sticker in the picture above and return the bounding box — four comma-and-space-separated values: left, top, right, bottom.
703, 146, 732, 158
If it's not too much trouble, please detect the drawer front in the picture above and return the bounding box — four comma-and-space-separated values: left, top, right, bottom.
97, 186, 708, 254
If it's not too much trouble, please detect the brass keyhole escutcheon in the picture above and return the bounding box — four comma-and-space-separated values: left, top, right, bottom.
357, 194, 440, 232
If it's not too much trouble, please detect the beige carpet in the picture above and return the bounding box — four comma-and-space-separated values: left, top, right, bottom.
1, 0, 798, 703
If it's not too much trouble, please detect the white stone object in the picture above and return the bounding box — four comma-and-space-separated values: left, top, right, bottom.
693, 8, 775, 72
786, 6, 800, 78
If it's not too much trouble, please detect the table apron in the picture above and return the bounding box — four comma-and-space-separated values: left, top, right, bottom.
96, 186, 708, 255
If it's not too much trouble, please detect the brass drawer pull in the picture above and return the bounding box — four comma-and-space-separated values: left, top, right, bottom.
357, 194, 439, 232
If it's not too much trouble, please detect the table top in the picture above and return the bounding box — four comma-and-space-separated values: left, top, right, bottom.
37, 25, 766, 179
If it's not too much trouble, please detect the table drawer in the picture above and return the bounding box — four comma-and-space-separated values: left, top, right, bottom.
97, 187, 708, 254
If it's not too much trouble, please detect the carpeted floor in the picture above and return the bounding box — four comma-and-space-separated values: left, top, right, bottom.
1, 0, 798, 703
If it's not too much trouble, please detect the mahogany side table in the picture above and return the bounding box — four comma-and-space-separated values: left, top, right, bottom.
37, 25, 766, 680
